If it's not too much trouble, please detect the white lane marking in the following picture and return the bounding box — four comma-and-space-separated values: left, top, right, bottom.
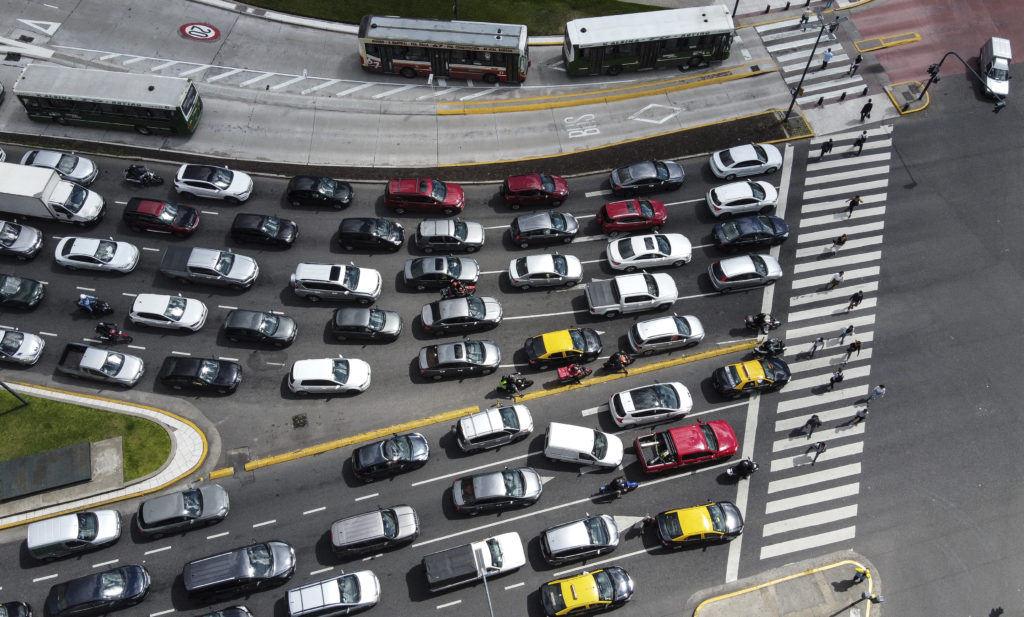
150, 610, 176, 617
218, 356, 240, 362
303, 506, 326, 515
760, 526, 857, 560
354, 493, 379, 501
437, 600, 462, 609
504, 582, 525, 590
92, 559, 119, 568
767, 463, 861, 494
179, 65, 209, 77
581, 405, 605, 417
503, 308, 585, 320
361, 553, 383, 561
585, 189, 613, 198
799, 193, 886, 215
271, 75, 307, 90
483, 224, 511, 230
217, 305, 238, 310
310, 567, 333, 576
200, 210, 219, 216
553, 545, 655, 577
266, 361, 287, 366
480, 269, 506, 275
171, 350, 191, 356
142, 246, 161, 252
459, 86, 499, 101
126, 344, 146, 350
806, 152, 891, 171
40, 331, 58, 337
76, 286, 96, 292
372, 84, 417, 98
144, 546, 172, 555
302, 79, 340, 95
206, 68, 243, 82
151, 60, 179, 71
765, 483, 860, 514
207, 531, 229, 539
411, 452, 534, 486
33, 573, 58, 582
336, 82, 374, 96
252, 519, 276, 528
570, 234, 609, 244
418, 87, 462, 100
239, 73, 273, 87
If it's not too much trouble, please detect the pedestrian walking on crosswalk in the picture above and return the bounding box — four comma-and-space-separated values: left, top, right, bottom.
853, 131, 868, 156
846, 194, 863, 218
808, 441, 827, 465
803, 414, 823, 438
827, 271, 845, 289
809, 336, 826, 357
839, 324, 855, 344
827, 367, 844, 390
829, 233, 848, 256
851, 407, 869, 425
844, 340, 862, 362
820, 48, 834, 71
846, 290, 864, 311
848, 54, 863, 76
818, 138, 834, 160
799, 9, 811, 31
860, 100, 874, 122
866, 384, 887, 406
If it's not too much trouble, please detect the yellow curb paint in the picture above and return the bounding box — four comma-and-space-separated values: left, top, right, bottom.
855, 32, 920, 53
209, 467, 235, 480
527, 40, 563, 47
886, 81, 929, 115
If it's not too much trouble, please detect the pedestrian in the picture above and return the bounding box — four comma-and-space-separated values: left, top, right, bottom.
827, 367, 844, 390
808, 441, 827, 465
860, 99, 874, 122
809, 336, 825, 357
853, 130, 868, 156
846, 194, 863, 218
818, 138, 834, 160
848, 54, 863, 76
847, 290, 864, 312
839, 324, 855, 344
845, 340, 862, 361
827, 270, 845, 290
799, 9, 811, 31
803, 414, 822, 438
853, 567, 872, 584
636, 514, 655, 531
866, 384, 886, 405
829, 233, 847, 256
851, 407, 869, 425
820, 48, 834, 71
823, 0, 835, 8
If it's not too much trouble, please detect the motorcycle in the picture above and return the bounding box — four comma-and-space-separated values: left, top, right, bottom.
496, 372, 533, 396
745, 313, 781, 333
598, 477, 639, 498
557, 363, 592, 384
95, 322, 133, 345
603, 352, 632, 373
726, 458, 760, 479
123, 164, 164, 187
440, 283, 476, 300
753, 337, 786, 358
76, 294, 114, 316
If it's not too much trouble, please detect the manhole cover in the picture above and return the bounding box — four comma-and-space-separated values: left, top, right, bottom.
18, 35, 34, 42
292, 414, 307, 429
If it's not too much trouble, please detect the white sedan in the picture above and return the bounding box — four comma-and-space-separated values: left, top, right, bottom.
54, 237, 139, 273
706, 181, 778, 218
606, 233, 692, 272
709, 143, 783, 180
608, 381, 692, 428
0, 328, 45, 365
174, 164, 253, 203
507, 254, 583, 289
129, 294, 208, 331
288, 357, 372, 395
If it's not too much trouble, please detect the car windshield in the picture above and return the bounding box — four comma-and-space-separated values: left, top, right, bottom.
632, 384, 679, 410
317, 177, 338, 196
259, 216, 281, 236
706, 503, 728, 533
336, 573, 360, 603
466, 297, 485, 319
342, 267, 360, 290
990, 67, 1009, 80
446, 258, 462, 277
93, 240, 117, 263
672, 315, 691, 335
55, 154, 79, 175
654, 235, 670, 254
182, 488, 203, 517
760, 358, 781, 380
757, 215, 776, 232
644, 274, 659, 294
99, 569, 127, 599
0, 222, 21, 246
381, 509, 398, 538
373, 218, 392, 236
749, 182, 766, 200
551, 255, 568, 275
750, 255, 768, 276
593, 570, 615, 601
540, 174, 555, 192
428, 179, 447, 201
214, 252, 235, 275
638, 200, 654, 218
76, 512, 99, 541
332, 359, 351, 383
591, 431, 608, 459
383, 435, 412, 461
164, 296, 187, 320
752, 145, 769, 163
543, 584, 566, 612
156, 203, 178, 223
585, 517, 609, 545
486, 537, 504, 568
498, 406, 521, 430
454, 220, 468, 240
99, 352, 125, 377
719, 221, 741, 241
198, 360, 221, 383
568, 329, 585, 351
699, 423, 720, 451
247, 543, 272, 577
367, 309, 385, 331
549, 213, 567, 231
64, 184, 88, 213
653, 161, 670, 180
0, 331, 24, 354
502, 469, 525, 497
463, 341, 486, 363
258, 313, 280, 335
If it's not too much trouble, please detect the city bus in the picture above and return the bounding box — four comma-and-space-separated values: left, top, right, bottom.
357, 15, 529, 83
562, 5, 735, 77
13, 65, 203, 135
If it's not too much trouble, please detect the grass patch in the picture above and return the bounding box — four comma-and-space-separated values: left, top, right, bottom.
0, 393, 171, 482
247, 0, 659, 35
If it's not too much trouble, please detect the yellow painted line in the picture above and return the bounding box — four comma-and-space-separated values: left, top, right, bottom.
886, 81, 929, 114
209, 467, 235, 480
855, 32, 920, 53
527, 40, 563, 47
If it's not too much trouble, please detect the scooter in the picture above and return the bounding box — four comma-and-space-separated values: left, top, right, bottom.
753, 337, 786, 358
726, 458, 759, 479
76, 294, 114, 316
603, 352, 632, 373
557, 363, 592, 384
440, 283, 476, 300
123, 164, 164, 187
496, 372, 533, 396
745, 313, 781, 333
598, 477, 639, 498
95, 322, 133, 345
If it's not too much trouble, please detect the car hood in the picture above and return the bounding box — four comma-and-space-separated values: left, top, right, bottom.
272, 315, 298, 342
380, 310, 403, 336
211, 361, 242, 386
346, 358, 373, 389
663, 160, 685, 182
180, 301, 208, 329
114, 353, 146, 384
268, 541, 297, 576
9, 226, 42, 254
354, 269, 382, 294
463, 222, 486, 245
442, 183, 465, 207
92, 510, 123, 544
718, 501, 745, 534
122, 565, 151, 599
226, 254, 260, 284
228, 171, 254, 197
275, 219, 298, 242
172, 205, 199, 230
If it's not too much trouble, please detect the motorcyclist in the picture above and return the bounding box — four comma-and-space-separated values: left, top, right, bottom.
96, 322, 119, 339
446, 280, 467, 298
738, 459, 758, 475
125, 164, 146, 180
567, 363, 585, 383
605, 476, 628, 496
78, 294, 97, 312
756, 337, 785, 356
608, 350, 632, 374
499, 374, 519, 394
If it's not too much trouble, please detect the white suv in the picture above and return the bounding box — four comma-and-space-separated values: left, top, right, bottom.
174, 164, 253, 203
291, 263, 382, 304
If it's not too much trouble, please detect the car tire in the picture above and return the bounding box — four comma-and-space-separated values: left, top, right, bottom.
657, 303, 671, 311
358, 298, 371, 305
415, 284, 427, 291
564, 280, 577, 288
179, 327, 192, 332
466, 246, 478, 253
335, 335, 347, 341
482, 73, 499, 84
551, 200, 562, 207
172, 385, 183, 390
672, 260, 687, 267
393, 207, 406, 215
217, 388, 230, 394
442, 208, 455, 216
135, 125, 153, 135
760, 206, 775, 214
129, 224, 143, 233
519, 241, 529, 249
432, 374, 443, 381
765, 279, 777, 286
607, 65, 623, 76
642, 348, 656, 356
510, 203, 521, 210
295, 390, 309, 396
651, 225, 661, 232
228, 336, 240, 343
604, 310, 620, 318
519, 284, 530, 291
343, 244, 355, 251
231, 283, 246, 290
400, 67, 417, 79
422, 246, 434, 254
225, 196, 241, 205
290, 199, 303, 207
624, 266, 637, 273
483, 368, 495, 375
724, 173, 737, 181
765, 167, 778, 174
562, 237, 572, 244
306, 295, 321, 302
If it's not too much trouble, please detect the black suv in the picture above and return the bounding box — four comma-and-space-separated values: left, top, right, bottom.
286, 175, 352, 209
337, 217, 404, 251
183, 541, 295, 599
230, 213, 297, 248
222, 309, 297, 347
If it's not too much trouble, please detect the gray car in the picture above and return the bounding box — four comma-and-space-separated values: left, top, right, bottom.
418, 340, 501, 380
403, 256, 479, 291
509, 211, 579, 248
415, 219, 485, 253
135, 484, 230, 538
610, 159, 685, 196
420, 296, 502, 335
540, 515, 619, 564
20, 149, 99, 186
0, 220, 43, 259
507, 254, 582, 289
708, 254, 784, 292
331, 505, 420, 557
452, 467, 543, 515
330, 307, 402, 342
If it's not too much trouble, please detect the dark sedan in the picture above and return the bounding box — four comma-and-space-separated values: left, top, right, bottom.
351, 433, 429, 482
46, 565, 151, 617
330, 307, 403, 342
230, 213, 297, 248
452, 467, 543, 515
337, 217, 404, 251
0, 602, 32, 617
713, 215, 789, 250
610, 159, 685, 196
222, 309, 297, 347
158, 357, 242, 394
418, 340, 501, 380
286, 175, 352, 209
0, 273, 44, 309
509, 211, 579, 248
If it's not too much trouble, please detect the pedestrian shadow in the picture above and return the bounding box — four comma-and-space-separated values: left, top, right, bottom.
831, 578, 860, 593
789, 427, 817, 440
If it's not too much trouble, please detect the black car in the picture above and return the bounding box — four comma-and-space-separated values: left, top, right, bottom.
403, 256, 479, 291
509, 211, 580, 248
351, 433, 429, 482
0, 602, 32, 617
330, 307, 403, 342
0, 273, 44, 309
286, 175, 352, 209
159, 357, 242, 394
610, 159, 685, 196
713, 215, 789, 250
337, 217, 404, 251
46, 565, 151, 617
222, 309, 297, 347
196, 609, 253, 617
230, 213, 297, 248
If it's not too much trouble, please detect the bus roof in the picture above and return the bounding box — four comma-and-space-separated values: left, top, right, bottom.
14, 65, 192, 108
359, 15, 526, 51
565, 6, 734, 48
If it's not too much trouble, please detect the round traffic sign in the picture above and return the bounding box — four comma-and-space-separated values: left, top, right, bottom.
179, 23, 221, 41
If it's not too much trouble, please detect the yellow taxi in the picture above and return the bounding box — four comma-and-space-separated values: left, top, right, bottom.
540, 567, 634, 616
655, 501, 744, 548
525, 328, 602, 369
711, 357, 791, 397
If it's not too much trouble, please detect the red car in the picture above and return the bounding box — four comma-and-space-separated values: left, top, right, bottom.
596, 199, 668, 233
634, 420, 738, 474
500, 173, 569, 209
385, 178, 465, 215
123, 198, 199, 237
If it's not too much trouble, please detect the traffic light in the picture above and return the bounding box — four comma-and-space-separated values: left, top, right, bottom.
927, 63, 940, 78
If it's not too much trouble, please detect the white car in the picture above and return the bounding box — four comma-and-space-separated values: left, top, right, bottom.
54, 237, 139, 273
606, 233, 692, 272
709, 143, 783, 180
706, 181, 778, 218
288, 357, 371, 395
287, 571, 380, 617
0, 328, 45, 365
608, 382, 693, 428
20, 149, 99, 186
129, 294, 208, 331
508, 253, 583, 289
174, 164, 253, 203
708, 254, 784, 292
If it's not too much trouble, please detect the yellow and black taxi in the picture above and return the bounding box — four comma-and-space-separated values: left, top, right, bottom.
540, 566, 634, 616
525, 328, 602, 370
711, 357, 790, 397
655, 501, 744, 548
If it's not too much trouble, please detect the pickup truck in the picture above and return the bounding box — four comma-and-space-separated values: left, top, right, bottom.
159, 246, 259, 289
422, 532, 525, 593
634, 420, 738, 474
56, 343, 144, 387
585, 272, 677, 318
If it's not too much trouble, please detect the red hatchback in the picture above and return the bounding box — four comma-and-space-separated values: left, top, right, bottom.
385, 178, 465, 215
634, 420, 738, 474
123, 198, 199, 237
500, 173, 569, 209
596, 199, 668, 234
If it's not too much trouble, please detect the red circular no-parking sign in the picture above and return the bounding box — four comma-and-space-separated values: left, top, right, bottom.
179, 23, 221, 41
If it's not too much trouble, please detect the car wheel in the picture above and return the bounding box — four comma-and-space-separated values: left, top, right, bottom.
482, 73, 499, 84
672, 260, 687, 267
551, 200, 562, 207
335, 335, 347, 341
432, 374, 443, 381
537, 363, 549, 370
415, 284, 427, 291
760, 206, 775, 214
295, 390, 309, 396
564, 280, 577, 288
642, 348, 656, 356
231, 283, 246, 290
519, 284, 531, 291
765, 279, 777, 286
519, 241, 530, 249
765, 166, 778, 174
306, 295, 321, 302
171, 384, 183, 390
624, 265, 637, 273
605, 310, 620, 318
607, 65, 623, 76
724, 173, 737, 181
343, 244, 355, 251
510, 203, 521, 210
466, 246, 478, 253
217, 388, 230, 394
358, 298, 371, 305
290, 199, 303, 207
562, 237, 572, 244
657, 303, 671, 311
135, 125, 153, 135
423, 246, 434, 254
400, 67, 417, 79
650, 225, 662, 232
393, 207, 406, 215
129, 224, 143, 233
179, 326, 192, 332
273, 341, 286, 348
442, 208, 455, 216
225, 196, 241, 205
64, 264, 77, 271
689, 55, 704, 69
483, 368, 495, 375
228, 336, 240, 343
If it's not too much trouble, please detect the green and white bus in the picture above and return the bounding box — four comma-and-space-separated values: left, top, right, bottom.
563, 5, 735, 77
13, 65, 203, 135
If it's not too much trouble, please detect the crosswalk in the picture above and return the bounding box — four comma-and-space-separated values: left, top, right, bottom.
756, 126, 893, 561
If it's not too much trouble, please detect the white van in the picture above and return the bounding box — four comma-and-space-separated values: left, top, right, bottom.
979, 37, 1011, 97
543, 422, 623, 468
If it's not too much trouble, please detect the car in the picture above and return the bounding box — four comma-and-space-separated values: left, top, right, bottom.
525, 328, 602, 369
415, 218, 485, 253
508, 253, 582, 289
45, 565, 150, 617
454, 404, 533, 453
287, 571, 380, 617
385, 178, 464, 215
711, 357, 792, 397
421, 296, 503, 335
610, 159, 685, 196
713, 214, 790, 250
26, 510, 122, 560
330, 307, 403, 342
230, 213, 297, 247
174, 164, 253, 203
123, 198, 199, 237
403, 256, 479, 290
351, 432, 429, 482
501, 173, 569, 208
0, 328, 44, 365
158, 357, 243, 394
0, 273, 44, 309
706, 180, 779, 218
708, 254, 784, 292
634, 420, 739, 473
540, 567, 634, 616
655, 501, 744, 547
222, 309, 297, 347
337, 217, 404, 251
286, 175, 353, 209
183, 541, 295, 598
627, 314, 705, 355
196, 609, 253, 617
539, 515, 619, 565
134, 484, 230, 538
606, 233, 691, 271
608, 382, 693, 428
452, 467, 542, 515
709, 143, 783, 180
544, 422, 623, 468
54, 237, 140, 273
596, 198, 668, 234
288, 357, 372, 395
0, 220, 43, 259
20, 149, 98, 185
291, 263, 382, 304
0, 602, 31, 617
331, 505, 420, 557
509, 211, 579, 248
129, 294, 207, 331
418, 339, 501, 380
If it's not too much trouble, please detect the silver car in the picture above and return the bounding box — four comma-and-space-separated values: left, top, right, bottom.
174, 164, 254, 203
420, 296, 503, 335
452, 467, 543, 515
20, 149, 99, 186
135, 484, 230, 538
415, 219, 485, 253
706, 180, 779, 218
0, 328, 45, 365
540, 515, 619, 564
418, 340, 501, 380
708, 254, 784, 292
54, 237, 140, 273
0, 220, 44, 259
287, 571, 381, 617
27, 510, 122, 560
508, 254, 582, 289
608, 381, 693, 428
606, 233, 692, 271
627, 314, 705, 354
330, 505, 419, 556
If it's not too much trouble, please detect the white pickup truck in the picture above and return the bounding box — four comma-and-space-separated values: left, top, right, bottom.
56, 343, 144, 387
585, 272, 678, 318
422, 532, 525, 593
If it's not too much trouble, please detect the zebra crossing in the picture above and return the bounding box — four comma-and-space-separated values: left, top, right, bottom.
755, 126, 892, 561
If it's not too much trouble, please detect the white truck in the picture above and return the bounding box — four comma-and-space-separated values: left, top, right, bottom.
422, 532, 525, 593
0, 161, 105, 225
585, 272, 678, 318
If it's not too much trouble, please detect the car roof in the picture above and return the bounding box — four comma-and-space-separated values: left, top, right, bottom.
538, 329, 576, 353
506, 174, 543, 191
133, 293, 173, 312
130, 199, 173, 215
389, 178, 434, 195
182, 164, 225, 181
418, 219, 456, 235
294, 262, 344, 282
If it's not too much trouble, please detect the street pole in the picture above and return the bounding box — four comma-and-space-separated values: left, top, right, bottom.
917, 50, 1008, 113
731, 0, 740, 18
474, 549, 498, 617
452, 1, 459, 19
783, 15, 846, 121
0, 379, 28, 406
